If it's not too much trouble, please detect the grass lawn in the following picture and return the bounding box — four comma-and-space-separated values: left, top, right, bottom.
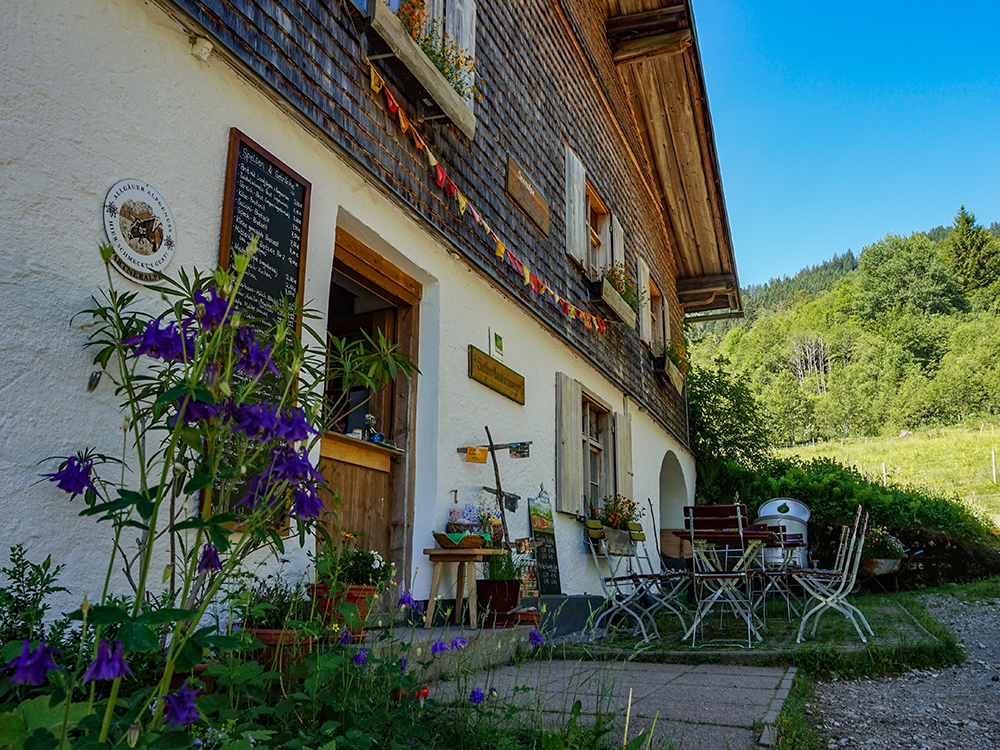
777, 424, 1000, 523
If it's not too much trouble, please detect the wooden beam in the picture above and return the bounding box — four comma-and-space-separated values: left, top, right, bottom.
606, 5, 688, 40
676, 273, 736, 293
612, 30, 692, 64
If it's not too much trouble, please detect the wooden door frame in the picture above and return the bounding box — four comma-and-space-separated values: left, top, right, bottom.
331, 228, 421, 584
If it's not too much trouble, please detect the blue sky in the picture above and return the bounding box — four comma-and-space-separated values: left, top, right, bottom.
693, 1, 1000, 287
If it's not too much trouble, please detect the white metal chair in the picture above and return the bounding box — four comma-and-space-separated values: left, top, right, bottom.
583, 519, 658, 642
626, 522, 690, 634
792, 507, 874, 643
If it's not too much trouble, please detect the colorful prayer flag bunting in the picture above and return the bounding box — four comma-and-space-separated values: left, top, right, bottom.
370, 65, 383, 93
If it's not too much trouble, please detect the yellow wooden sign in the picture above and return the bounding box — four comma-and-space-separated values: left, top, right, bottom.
468, 345, 525, 405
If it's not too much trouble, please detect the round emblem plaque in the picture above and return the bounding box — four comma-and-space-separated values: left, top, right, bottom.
102, 179, 176, 284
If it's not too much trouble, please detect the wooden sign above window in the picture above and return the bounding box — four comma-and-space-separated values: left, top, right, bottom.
506, 155, 550, 235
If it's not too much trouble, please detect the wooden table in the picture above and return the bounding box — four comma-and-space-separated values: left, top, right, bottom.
422, 548, 508, 629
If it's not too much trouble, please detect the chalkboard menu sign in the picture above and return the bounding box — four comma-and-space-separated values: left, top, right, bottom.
528, 485, 562, 595
218, 129, 310, 327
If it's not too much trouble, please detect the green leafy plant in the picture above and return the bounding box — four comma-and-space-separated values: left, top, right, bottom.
323, 531, 393, 587
662, 338, 689, 377
0, 545, 66, 646
485, 551, 523, 581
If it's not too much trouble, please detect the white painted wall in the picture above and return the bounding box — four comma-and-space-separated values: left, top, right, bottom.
0, 0, 695, 619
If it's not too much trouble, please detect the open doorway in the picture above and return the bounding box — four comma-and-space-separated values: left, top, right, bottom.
318, 229, 420, 577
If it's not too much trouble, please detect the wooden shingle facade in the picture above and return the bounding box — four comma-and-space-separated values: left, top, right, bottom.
158, 0, 739, 447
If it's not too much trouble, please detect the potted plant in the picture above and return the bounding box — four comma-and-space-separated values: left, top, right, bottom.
239, 574, 314, 673
654, 339, 688, 392
313, 532, 392, 642
860, 525, 906, 577
589, 494, 644, 556
476, 552, 524, 628
589, 263, 640, 326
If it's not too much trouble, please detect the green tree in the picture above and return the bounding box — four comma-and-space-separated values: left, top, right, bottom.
688, 357, 772, 470
765, 370, 813, 445
942, 206, 1000, 292
855, 233, 964, 319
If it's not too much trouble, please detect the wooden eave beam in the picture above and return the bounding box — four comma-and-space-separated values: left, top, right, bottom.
612, 30, 692, 64
676, 273, 736, 294
606, 5, 689, 42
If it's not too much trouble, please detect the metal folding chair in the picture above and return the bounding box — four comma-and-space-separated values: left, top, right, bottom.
683, 505, 763, 648
792, 507, 874, 643
583, 519, 658, 642
626, 522, 690, 634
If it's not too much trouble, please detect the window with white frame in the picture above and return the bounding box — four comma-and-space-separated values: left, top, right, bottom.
582, 395, 610, 511
423, 0, 477, 62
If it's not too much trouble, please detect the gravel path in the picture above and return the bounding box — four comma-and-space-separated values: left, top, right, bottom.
809, 593, 1000, 749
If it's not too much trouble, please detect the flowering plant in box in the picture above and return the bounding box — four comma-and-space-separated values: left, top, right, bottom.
601, 262, 643, 312
397, 0, 481, 101
327, 532, 393, 587
863, 526, 906, 559
589, 493, 643, 531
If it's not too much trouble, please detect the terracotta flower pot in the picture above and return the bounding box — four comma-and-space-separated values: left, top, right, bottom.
477, 579, 521, 628
247, 627, 312, 673
310, 583, 377, 643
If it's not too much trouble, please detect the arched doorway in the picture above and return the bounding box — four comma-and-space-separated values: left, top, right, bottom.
658, 451, 688, 527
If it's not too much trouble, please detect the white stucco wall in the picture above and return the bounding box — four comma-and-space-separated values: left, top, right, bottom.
0, 0, 695, 618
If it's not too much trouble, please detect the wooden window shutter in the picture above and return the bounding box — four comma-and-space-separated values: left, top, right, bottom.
637, 257, 651, 343
564, 147, 587, 266
613, 412, 633, 501
555, 372, 584, 515
611, 215, 625, 267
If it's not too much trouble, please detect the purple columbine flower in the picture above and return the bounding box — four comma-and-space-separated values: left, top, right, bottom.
82, 640, 133, 682
2, 640, 61, 686
451, 637, 468, 652
42, 455, 95, 495
398, 591, 415, 609
238, 473, 280, 511
399, 657, 407, 673
232, 402, 283, 443
340, 629, 352, 646
430, 638, 450, 655
234, 327, 279, 378
163, 684, 200, 727
174, 396, 222, 426
353, 648, 368, 666
292, 485, 323, 520
197, 543, 222, 572
528, 628, 544, 647
469, 687, 485, 704
280, 407, 317, 443
271, 445, 323, 485
123, 317, 191, 362
191, 287, 229, 331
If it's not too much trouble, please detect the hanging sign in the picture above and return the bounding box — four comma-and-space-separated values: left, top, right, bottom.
468, 346, 525, 405
505, 155, 550, 235
103, 179, 177, 284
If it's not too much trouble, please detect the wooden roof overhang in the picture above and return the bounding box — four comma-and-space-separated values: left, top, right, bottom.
605, 0, 741, 317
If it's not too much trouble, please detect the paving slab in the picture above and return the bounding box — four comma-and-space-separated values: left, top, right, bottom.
433, 659, 793, 749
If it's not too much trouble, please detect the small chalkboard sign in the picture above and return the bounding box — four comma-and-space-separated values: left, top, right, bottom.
218, 128, 310, 328
528, 485, 562, 595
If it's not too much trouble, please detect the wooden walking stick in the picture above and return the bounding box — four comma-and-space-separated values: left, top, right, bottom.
484, 425, 512, 548
648, 498, 661, 561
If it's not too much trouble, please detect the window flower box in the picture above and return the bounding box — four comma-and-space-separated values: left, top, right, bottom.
653, 356, 686, 392
589, 277, 637, 326
366, 1, 476, 139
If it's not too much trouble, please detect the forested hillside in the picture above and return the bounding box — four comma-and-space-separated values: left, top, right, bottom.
691, 207, 1000, 445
